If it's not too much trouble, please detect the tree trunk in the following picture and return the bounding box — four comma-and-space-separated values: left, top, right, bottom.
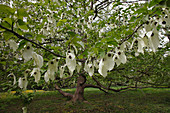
55, 75, 107, 103
71, 75, 86, 102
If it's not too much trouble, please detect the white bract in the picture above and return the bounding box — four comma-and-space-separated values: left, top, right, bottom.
24, 69, 31, 78
0, 41, 3, 47
104, 52, 115, 71
32, 52, 43, 68
23, 43, 34, 62
47, 60, 56, 81
66, 50, 76, 75
84, 60, 88, 72
47, 60, 55, 74
22, 107, 27, 113
42, 26, 49, 36
98, 58, 108, 77
54, 58, 60, 73
18, 77, 28, 90
8, 73, 16, 85
86, 61, 94, 77
113, 54, 121, 67
18, 69, 30, 90
131, 38, 146, 54
18, 77, 23, 89
93, 59, 100, 69
44, 72, 49, 83
120, 41, 131, 51
7, 40, 18, 52
158, 16, 170, 27
146, 29, 160, 53
76, 62, 82, 73
151, 18, 159, 28
31, 68, 41, 83
60, 65, 66, 78
144, 19, 152, 32
116, 50, 127, 64
137, 28, 146, 38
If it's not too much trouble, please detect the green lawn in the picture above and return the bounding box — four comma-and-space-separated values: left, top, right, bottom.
0, 88, 170, 113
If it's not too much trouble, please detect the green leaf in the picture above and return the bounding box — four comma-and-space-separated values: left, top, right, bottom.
72, 37, 81, 44
0, 27, 6, 32
36, 34, 46, 42
19, 25, 28, 30
0, 61, 6, 65
3, 31, 14, 40
99, 49, 105, 58
18, 19, 28, 30
67, 31, 76, 37
1, 21, 11, 29
78, 49, 88, 59
18, 40, 27, 50
60, 19, 67, 23
158, 0, 166, 5
24, 33, 33, 38
129, 16, 136, 22
17, 9, 28, 19
18, 19, 26, 25
57, 21, 63, 26
4, 18, 13, 25
95, 42, 103, 47
0, 4, 14, 15
57, 19, 67, 26
166, 0, 170, 7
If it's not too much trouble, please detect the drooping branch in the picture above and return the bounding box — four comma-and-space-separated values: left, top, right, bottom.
93, 0, 149, 20
92, 0, 158, 45
39, 38, 65, 45
92, 76, 117, 91
55, 85, 73, 98
0, 24, 85, 62
0, 24, 65, 57
83, 84, 108, 93
92, 76, 137, 92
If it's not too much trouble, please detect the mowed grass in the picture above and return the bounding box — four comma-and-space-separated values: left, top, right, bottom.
0, 88, 170, 113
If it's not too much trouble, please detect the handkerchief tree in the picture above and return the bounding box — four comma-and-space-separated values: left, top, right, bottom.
0, 0, 169, 103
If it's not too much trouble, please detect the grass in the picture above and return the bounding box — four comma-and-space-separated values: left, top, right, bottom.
0, 88, 170, 113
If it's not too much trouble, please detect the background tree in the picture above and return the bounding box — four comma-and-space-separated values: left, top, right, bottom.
0, 0, 169, 103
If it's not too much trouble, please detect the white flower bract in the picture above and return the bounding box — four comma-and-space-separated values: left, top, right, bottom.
18, 77, 28, 90
113, 54, 121, 67
32, 52, 43, 68
60, 65, 66, 78
77, 62, 82, 73
8, 40, 18, 52
44, 72, 50, 83
23, 43, 33, 62
66, 50, 76, 75
98, 58, 108, 77
31, 68, 41, 83
87, 62, 94, 77
104, 52, 115, 71
8, 73, 16, 85
146, 29, 160, 53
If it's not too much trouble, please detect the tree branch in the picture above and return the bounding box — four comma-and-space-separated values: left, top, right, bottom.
0, 24, 65, 57
92, 76, 137, 92
55, 85, 73, 98
0, 24, 85, 62
83, 84, 108, 93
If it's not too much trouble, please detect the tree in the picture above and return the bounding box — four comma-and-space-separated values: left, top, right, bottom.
0, 0, 169, 103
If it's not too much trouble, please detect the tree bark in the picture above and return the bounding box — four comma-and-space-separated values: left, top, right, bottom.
56, 75, 87, 102
55, 75, 107, 103
71, 76, 86, 102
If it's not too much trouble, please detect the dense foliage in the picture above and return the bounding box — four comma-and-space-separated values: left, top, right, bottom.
0, 0, 169, 94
